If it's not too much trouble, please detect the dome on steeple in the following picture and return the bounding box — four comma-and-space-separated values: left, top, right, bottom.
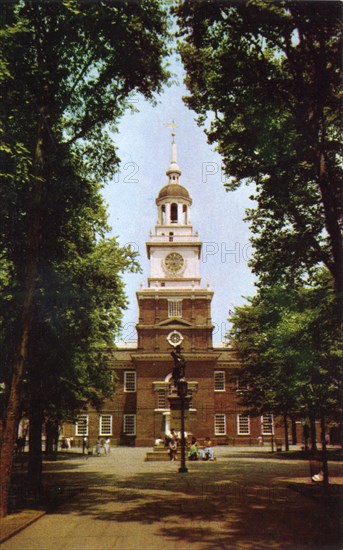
156, 120, 192, 206
157, 183, 190, 201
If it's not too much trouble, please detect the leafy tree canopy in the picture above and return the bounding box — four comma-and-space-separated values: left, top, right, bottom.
0, 0, 170, 409
0, 0, 170, 516
175, 0, 342, 294
230, 270, 342, 422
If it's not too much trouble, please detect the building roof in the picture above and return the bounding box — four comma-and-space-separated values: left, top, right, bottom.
157, 183, 190, 200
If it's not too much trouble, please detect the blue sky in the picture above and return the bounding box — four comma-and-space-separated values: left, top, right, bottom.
102, 54, 256, 346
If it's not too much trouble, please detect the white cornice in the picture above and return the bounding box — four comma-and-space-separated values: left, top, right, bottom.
146, 241, 202, 259
131, 352, 221, 361
136, 324, 214, 330
136, 289, 213, 298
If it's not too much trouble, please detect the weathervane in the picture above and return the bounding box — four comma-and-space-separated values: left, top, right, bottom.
165, 120, 178, 141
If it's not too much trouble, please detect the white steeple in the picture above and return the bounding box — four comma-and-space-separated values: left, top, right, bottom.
140, 123, 204, 290
165, 120, 181, 183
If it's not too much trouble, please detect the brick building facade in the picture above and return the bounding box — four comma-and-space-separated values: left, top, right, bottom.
65, 133, 296, 449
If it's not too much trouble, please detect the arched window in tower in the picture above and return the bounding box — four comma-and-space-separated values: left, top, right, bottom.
183, 204, 187, 224
161, 204, 166, 224
171, 203, 178, 223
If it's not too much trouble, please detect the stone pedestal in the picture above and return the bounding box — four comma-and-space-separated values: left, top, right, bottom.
168, 395, 191, 433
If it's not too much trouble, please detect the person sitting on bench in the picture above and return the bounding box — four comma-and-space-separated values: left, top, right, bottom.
200, 437, 214, 461
188, 437, 200, 461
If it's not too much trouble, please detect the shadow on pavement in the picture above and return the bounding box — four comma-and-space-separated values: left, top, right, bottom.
46, 462, 343, 549
8, 452, 343, 550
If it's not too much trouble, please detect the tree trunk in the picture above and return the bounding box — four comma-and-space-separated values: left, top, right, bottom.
316, 146, 343, 299
283, 413, 289, 451
0, 102, 45, 517
291, 416, 297, 445
0, 369, 25, 517
45, 421, 53, 455
45, 420, 59, 457
28, 403, 43, 495
310, 413, 317, 453
303, 422, 310, 451
320, 411, 329, 488
0, 251, 39, 517
315, 33, 343, 299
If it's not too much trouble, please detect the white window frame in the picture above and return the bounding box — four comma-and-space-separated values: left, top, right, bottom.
124, 371, 136, 392
157, 389, 167, 410
214, 414, 227, 435
123, 414, 136, 436
237, 414, 250, 435
99, 414, 112, 436
75, 414, 89, 436
168, 300, 182, 318
214, 371, 225, 392
261, 414, 274, 435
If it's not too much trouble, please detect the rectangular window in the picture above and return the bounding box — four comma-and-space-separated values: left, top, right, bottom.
124, 371, 136, 392
157, 390, 167, 409
214, 371, 225, 391
214, 414, 227, 435
261, 414, 274, 435
237, 414, 250, 435
123, 414, 136, 436
168, 300, 182, 318
99, 415, 112, 436
75, 414, 89, 436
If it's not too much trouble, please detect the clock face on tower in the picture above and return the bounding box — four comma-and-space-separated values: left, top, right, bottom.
167, 330, 184, 347
164, 252, 184, 273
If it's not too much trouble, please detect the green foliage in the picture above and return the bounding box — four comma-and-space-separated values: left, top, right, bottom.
230, 270, 342, 421
24, 236, 140, 423
0, 0, 169, 424
175, 0, 342, 293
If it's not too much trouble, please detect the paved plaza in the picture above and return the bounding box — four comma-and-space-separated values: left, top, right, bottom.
1, 446, 342, 550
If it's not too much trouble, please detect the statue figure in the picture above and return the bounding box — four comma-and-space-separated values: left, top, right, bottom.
171, 345, 186, 386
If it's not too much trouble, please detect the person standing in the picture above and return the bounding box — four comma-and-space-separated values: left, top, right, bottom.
104, 438, 111, 455
96, 438, 102, 456
169, 436, 178, 461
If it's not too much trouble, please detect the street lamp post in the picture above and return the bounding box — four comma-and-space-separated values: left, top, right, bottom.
170, 346, 189, 474
177, 380, 188, 473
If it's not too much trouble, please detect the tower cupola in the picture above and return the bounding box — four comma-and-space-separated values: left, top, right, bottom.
156, 121, 192, 226
143, 122, 204, 292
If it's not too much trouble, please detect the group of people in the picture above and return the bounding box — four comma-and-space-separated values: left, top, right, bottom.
95, 437, 111, 456
188, 436, 215, 461
158, 430, 215, 462
61, 436, 74, 449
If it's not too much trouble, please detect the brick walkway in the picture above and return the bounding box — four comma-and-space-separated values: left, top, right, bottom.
1, 447, 342, 549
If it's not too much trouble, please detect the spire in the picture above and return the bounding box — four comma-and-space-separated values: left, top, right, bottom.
165, 120, 181, 181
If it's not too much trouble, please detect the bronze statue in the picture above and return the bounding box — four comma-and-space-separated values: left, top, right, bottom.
171, 345, 186, 386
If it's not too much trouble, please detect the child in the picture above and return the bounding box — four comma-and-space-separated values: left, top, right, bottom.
169, 436, 178, 461
188, 437, 199, 461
